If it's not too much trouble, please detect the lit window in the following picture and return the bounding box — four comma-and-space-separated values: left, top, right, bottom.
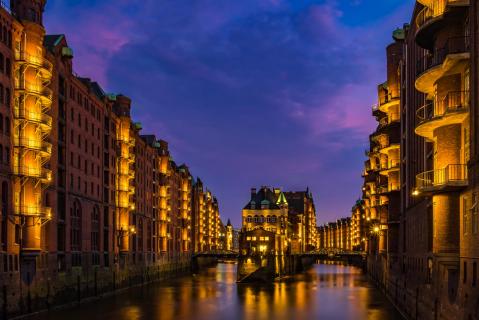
265, 237, 269, 241
252, 237, 257, 241
246, 236, 251, 241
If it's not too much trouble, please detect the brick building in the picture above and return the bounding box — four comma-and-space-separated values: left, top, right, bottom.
354, 1, 478, 319
239, 186, 318, 255
0, 1, 222, 315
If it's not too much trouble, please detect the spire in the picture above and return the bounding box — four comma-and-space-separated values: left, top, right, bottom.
276, 192, 288, 206
226, 219, 232, 226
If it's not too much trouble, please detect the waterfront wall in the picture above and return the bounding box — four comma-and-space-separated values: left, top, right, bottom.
0, 256, 191, 319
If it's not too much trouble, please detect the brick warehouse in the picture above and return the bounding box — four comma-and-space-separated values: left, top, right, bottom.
355, 1, 479, 319
0, 0, 223, 316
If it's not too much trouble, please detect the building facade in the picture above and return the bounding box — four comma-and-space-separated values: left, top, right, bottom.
239, 186, 318, 256
316, 218, 352, 251
0, 1, 222, 315
354, 1, 478, 319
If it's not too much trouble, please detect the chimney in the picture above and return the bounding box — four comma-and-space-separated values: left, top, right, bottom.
251, 188, 256, 200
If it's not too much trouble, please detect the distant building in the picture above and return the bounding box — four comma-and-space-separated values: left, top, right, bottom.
240, 186, 318, 255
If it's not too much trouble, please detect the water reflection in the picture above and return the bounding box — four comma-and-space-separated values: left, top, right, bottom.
39, 263, 403, 320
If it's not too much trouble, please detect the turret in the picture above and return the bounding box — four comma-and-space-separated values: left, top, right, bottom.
10, 0, 46, 25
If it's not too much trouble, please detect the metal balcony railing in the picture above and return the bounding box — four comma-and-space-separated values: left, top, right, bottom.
14, 80, 53, 102
416, 0, 447, 30
416, 164, 468, 190
378, 112, 400, 128
372, 93, 400, 112
416, 36, 470, 76
13, 137, 52, 155
12, 166, 52, 181
14, 51, 53, 75
13, 205, 51, 218
14, 107, 53, 127
417, 90, 469, 123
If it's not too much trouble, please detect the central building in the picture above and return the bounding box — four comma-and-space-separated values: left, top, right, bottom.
240, 186, 317, 256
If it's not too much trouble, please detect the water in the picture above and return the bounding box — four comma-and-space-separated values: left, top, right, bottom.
37, 263, 403, 320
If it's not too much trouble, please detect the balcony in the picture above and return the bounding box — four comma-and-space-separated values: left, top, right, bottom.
416, 36, 470, 94
416, 164, 468, 193
373, 95, 400, 113
379, 159, 400, 176
14, 51, 53, 79
377, 184, 400, 194
12, 166, 52, 182
15, 80, 53, 104
13, 137, 52, 156
378, 112, 400, 129
14, 107, 52, 130
415, 91, 469, 140
13, 205, 51, 218
415, 0, 469, 49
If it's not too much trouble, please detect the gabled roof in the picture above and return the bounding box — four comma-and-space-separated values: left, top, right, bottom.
244, 186, 281, 210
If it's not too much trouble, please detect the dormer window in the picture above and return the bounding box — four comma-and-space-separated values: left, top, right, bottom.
260, 200, 269, 209
250, 201, 255, 209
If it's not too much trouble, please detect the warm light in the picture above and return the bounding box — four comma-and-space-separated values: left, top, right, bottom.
412, 189, 419, 196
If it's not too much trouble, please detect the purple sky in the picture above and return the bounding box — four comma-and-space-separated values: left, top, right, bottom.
44, 0, 414, 228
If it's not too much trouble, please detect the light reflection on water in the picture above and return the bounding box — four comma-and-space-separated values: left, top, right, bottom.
40, 263, 403, 320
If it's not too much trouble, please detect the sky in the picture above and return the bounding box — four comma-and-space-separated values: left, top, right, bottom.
44, 0, 415, 227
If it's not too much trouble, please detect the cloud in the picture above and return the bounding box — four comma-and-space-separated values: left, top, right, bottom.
44, 0, 411, 226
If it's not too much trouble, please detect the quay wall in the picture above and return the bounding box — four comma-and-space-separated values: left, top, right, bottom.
0, 256, 192, 319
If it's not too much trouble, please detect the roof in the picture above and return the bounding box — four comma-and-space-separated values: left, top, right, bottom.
44, 34, 64, 51
276, 192, 288, 206
244, 186, 281, 210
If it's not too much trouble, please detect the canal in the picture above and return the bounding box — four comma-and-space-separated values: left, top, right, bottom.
36, 263, 403, 320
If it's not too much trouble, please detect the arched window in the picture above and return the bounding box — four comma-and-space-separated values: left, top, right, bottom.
5, 88, 10, 108
259, 216, 264, 223
4, 117, 9, 136
266, 216, 271, 223
247, 216, 252, 223
91, 206, 99, 251
71, 200, 82, 252
254, 215, 258, 223
4, 147, 8, 164
271, 216, 277, 223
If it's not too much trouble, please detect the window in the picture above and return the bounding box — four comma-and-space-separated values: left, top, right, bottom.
4, 117, 9, 135
5, 88, 9, 108
5, 58, 10, 77
91, 206, 99, 252
71, 200, 82, 252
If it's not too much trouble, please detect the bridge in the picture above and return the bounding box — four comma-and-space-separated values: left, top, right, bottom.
192, 249, 364, 260
192, 250, 239, 259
